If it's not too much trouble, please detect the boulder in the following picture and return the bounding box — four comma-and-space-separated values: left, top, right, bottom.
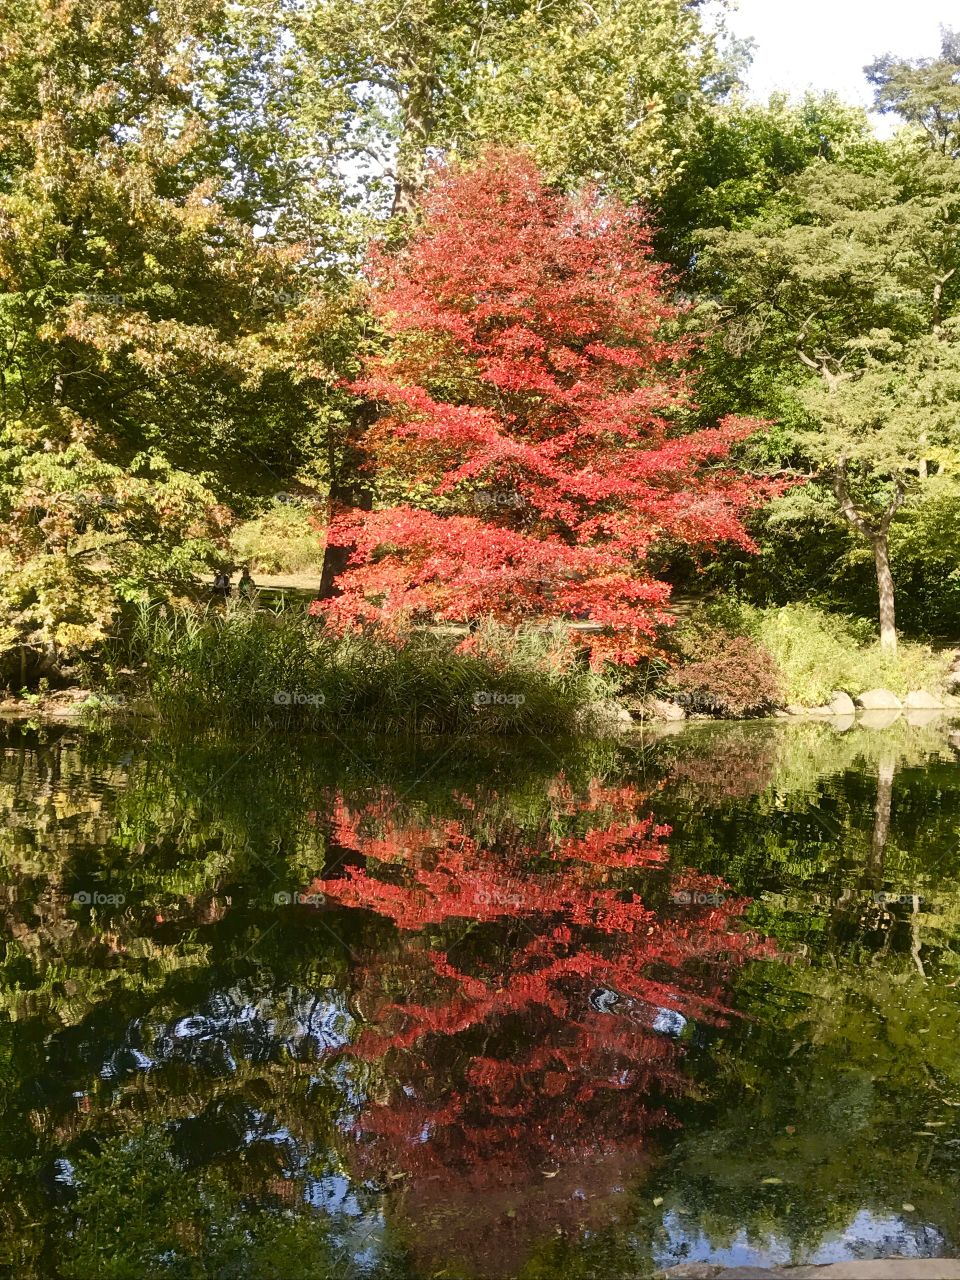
580, 701, 633, 733
944, 693, 960, 710
903, 689, 943, 710
828, 690, 856, 716
644, 697, 686, 722
854, 689, 902, 711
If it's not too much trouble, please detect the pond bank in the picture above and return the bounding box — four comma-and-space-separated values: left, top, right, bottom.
662, 1260, 960, 1278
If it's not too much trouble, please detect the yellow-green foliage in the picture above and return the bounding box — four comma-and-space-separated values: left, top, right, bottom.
746, 603, 951, 706
228, 501, 323, 575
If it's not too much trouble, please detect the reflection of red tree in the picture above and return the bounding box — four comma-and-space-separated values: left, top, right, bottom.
308, 786, 775, 1276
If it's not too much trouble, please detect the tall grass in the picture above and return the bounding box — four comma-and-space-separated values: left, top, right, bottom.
120, 602, 618, 736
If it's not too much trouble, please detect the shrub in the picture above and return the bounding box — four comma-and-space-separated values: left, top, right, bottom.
747, 603, 951, 705
228, 500, 323, 575
672, 633, 784, 718
673, 601, 952, 707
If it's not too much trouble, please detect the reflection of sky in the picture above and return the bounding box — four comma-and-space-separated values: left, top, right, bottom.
654, 1209, 945, 1270
98, 985, 356, 1080
308, 1178, 386, 1276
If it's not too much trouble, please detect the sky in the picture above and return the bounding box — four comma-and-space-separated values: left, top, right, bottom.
726, 0, 953, 123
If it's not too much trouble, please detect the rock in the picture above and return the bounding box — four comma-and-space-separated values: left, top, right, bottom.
662, 1265, 780, 1279
783, 1262, 960, 1279
828, 690, 856, 716
854, 688, 903, 711
663, 1259, 960, 1278
944, 693, 960, 709
808, 705, 835, 717
903, 689, 943, 710
580, 701, 634, 733
644, 697, 686, 722
786, 705, 808, 717
48, 687, 94, 705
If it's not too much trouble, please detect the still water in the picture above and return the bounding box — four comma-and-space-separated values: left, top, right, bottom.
1, 717, 959, 1278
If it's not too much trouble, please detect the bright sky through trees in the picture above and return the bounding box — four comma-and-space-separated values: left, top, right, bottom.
730, 0, 950, 123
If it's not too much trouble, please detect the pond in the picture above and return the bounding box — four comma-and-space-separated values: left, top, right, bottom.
1, 716, 959, 1278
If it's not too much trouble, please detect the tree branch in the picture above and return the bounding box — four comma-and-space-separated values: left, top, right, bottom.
832, 459, 875, 537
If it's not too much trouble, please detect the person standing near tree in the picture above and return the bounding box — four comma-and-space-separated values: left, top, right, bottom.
212, 569, 232, 603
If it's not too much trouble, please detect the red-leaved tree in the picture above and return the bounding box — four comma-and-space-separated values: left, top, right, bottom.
313, 151, 777, 664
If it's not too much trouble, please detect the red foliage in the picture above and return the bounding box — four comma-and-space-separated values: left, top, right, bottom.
305, 783, 777, 1274
313, 151, 779, 664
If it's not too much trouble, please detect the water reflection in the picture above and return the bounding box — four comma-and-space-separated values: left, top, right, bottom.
306, 790, 773, 1276
0, 719, 959, 1277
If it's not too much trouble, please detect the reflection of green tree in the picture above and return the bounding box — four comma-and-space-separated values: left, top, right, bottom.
58, 1126, 334, 1279
2, 718, 960, 1276
658, 721, 960, 925
652, 953, 960, 1265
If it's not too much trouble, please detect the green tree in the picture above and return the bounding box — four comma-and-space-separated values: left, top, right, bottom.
699, 41, 960, 650
0, 0, 344, 674
297, 0, 744, 221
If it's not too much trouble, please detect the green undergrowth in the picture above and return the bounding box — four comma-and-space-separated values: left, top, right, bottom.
673, 601, 952, 708
117, 602, 618, 737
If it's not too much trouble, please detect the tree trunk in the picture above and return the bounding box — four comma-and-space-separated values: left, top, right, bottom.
390, 54, 434, 219
316, 480, 372, 599
316, 401, 377, 601
873, 533, 897, 654
832, 461, 903, 654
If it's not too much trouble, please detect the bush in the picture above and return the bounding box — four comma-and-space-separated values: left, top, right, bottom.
673, 601, 952, 708
228, 500, 323, 575
747, 603, 951, 705
672, 633, 784, 717
120, 603, 619, 737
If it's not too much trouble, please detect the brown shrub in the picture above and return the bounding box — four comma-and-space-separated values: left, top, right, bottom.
672, 634, 783, 718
